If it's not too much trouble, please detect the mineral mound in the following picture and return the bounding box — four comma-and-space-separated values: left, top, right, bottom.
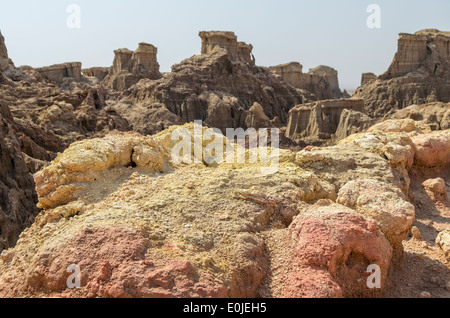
0, 121, 447, 298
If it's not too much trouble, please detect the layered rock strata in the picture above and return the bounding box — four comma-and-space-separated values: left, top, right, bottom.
36, 62, 82, 84
285, 98, 370, 143
269, 62, 345, 100
354, 29, 450, 116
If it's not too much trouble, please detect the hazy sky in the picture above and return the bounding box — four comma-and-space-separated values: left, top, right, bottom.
1, 0, 449, 89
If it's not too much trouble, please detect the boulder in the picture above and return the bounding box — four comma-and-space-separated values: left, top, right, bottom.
272, 204, 392, 298
411, 129, 450, 167
436, 230, 450, 259
422, 178, 448, 201
337, 179, 416, 259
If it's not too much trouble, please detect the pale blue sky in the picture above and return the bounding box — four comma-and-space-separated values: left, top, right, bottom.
1, 0, 449, 89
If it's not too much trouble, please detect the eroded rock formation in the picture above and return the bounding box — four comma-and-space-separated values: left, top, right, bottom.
2, 119, 447, 298
82, 67, 110, 81
0, 28, 448, 299
388, 102, 450, 131
285, 98, 369, 143
103, 43, 162, 91
0, 32, 7, 60
0, 101, 63, 251
0, 80, 130, 145
36, 62, 82, 84
0, 110, 448, 298
0, 31, 14, 78
199, 31, 255, 65
111, 32, 312, 134
361, 72, 377, 86
0, 122, 417, 297
354, 29, 450, 116
269, 62, 345, 100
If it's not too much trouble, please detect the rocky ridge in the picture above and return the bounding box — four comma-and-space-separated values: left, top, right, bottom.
111, 31, 314, 135
354, 29, 450, 117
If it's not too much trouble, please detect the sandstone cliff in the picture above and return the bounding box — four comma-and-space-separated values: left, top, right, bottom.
354, 29, 450, 117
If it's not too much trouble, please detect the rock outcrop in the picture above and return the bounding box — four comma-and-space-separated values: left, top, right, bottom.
112, 32, 312, 134
0, 80, 130, 145
82, 67, 110, 81
266, 204, 392, 298
381, 29, 450, 80
0, 31, 14, 74
199, 31, 255, 65
269, 62, 345, 100
337, 179, 415, 259
285, 98, 368, 143
308, 65, 344, 99
245, 102, 271, 129
0, 100, 63, 251
103, 43, 162, 91
0, 123, 422, 298
0, 32, 7, 60
354, 29, 450, 117
36, 62, 83, 85
361, 72, 377, 86
388, 102, 450, 131
0, 118, 448, 298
